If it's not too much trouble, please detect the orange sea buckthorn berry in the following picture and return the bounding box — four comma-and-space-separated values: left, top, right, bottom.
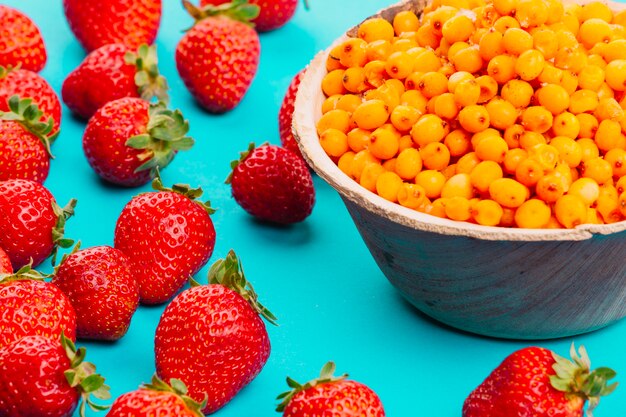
369, 127, 400, 160
578, 18, 613, 49
382, 158, 397, 173
395, 147, 423, 180
362, 60, 387, 88
385, 51, 414, 80
459, 105, 490, 133
528, 143, 559, 170
555, 47, 589, 74
413, 50, 442, 74
569, 178, 601, 206
595, 98, 624, 122
433, 93, 459, 120
448, 71, 474, 92
447, 41, 470, 62
358, 18, 395, 43
554, 29, 578, 50
418, 72, 449, 98
532, 29, 558, 60
421, 142, 451, 171
426, 6, 458, 34
317, 109, 351, 135
536, 174, 565, 203
471, 27, 489, 45
605, 149, 626, 177
400, 90, 428, 113
475, 75, 499, 103
320, 128, 349, 158
493, 0, 517, 16
392, 39, 419, 53
339, 38, 368, 68
494, 15, 521, 32
559, 70, 580, 95
472, 199, 504, 226
475, 135, 509, 163
502, 28, 533, 55
366, 40, 393, 62
351, 150, 380, 182
405, 72, 425, 91
470, 128, 500, 149
519, 131, 546, 150
444, 196, 472, 221
390, 105, 421, 132
516, 0, 549, 27
581, 1, 613, 23
485, 98, 518, 129
338, 151, 356, 178
359, 162, 386, 191
342, 67, 368, 93
444, 129, 472, 157
577, 114, 599, 139
441, 173, 474, 199
411, 114, 448, 147
487, 54, 517, 84
456, 152, 481, 174
560, 9, 579, 33
597, 82, 615, 100
605, 60, 626, 91
552, 112, 580, 139
515, 156, 545, 187
536, 84, 570, 115
544, 215, 563, 229
582, 157, 613, 184
521, 106, 553, 133
489, 178, 530, 208
422, 198, 447, 218
601, 39, 626, 62
619, 191, 626, 217
577, 138, 600, 164
515, 199, 551, 228
326, 44, 345, 72
442, 14, 475, 43
398, 135, 413, 152
503, 124, 524, 149
347, 128, 370, 153
617, 177, 626, 195
335, 95, 361, 114
470, 160, 504, 193
587, 54, 607, 69
376, 171, 403, 202
416, 23, 441, 49
550, 136, 582, 168
555, 194, 587, 228
453, 79, 481, 107
503, 148, 528, 173
476, 3, 500, 28
415, 169, 446, 198
479, 29, 506, 61
322, 69, 347, 96
393, 11, 420, 35
397, 183, 427, 209
322, 95, 341, 114
353, 100, 389, 130
538, 64, 564, 85
595, 119, 625, 152
451, 45, 484, 73
569, 89, 599, 114
500, 80, 533, 108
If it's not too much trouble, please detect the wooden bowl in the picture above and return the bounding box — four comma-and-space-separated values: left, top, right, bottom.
293, 0, 626, 339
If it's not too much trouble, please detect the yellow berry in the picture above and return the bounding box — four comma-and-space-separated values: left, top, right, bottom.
395, 148, 423, 180
555, 194, 587, 228
515, 199, 551, 228
489, 178, 529, 208
352, 100, 389, 130
358, 18, 395, 43
376, 171, 403, 202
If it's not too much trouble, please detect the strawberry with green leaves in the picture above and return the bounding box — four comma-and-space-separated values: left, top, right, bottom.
200, 0, 304, 32
53, 245, 140, 341
107, 375, 204, 417
62, 43, 169, 120
176, 0, 261, 113
114, 175, 216, 304
0, 6, 47, 72
0, 178, 76, 269
0, 333, 110, 417
276, 362, 385, 417
463, 344, 617, 417
155, 250, 276, 414
82, 98, 193, 187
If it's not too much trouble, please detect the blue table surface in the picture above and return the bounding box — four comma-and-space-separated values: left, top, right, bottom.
5, 0, 626, 415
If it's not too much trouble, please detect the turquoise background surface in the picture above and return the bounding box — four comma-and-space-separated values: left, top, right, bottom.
5, 0, 626, 415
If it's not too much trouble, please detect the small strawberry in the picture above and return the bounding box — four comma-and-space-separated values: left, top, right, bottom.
276, 362, 385, 417
63, 0, 162, 52
463, 344, 617, 417
0, 247, 12, 274
155, 250, 277, 414
0, 333, 110, 417
0, 179, 76, 269
82, 98, 194, 187
176, 0, 261, 113
227, 143, 315, 224
201, 0, 305, 32
53, 245, 140, 341
62, 43, 169, 120
279, 69, 305, 159
0, 6, 47, 72
108, 375, 204, 417
0, 95, 56, 183
0, 264, 77, 349
114, 175, 216, 304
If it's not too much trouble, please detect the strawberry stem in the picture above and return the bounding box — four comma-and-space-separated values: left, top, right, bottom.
51, 198, 78, 266
0, 95, 57, 156
0, 262, 49, 283
124, 44, 169, 105
143, 374, 205, 417
150, 168, 215, 215
182, 0, 260, 27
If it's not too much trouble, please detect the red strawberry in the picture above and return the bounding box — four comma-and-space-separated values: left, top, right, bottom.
155, 250, 277, 414
200, 0, 302, 32
279, 69, 305, 159
277, 362, 385, 417
0, 264, 77, 349
463, 344, 617, 417
0, 6, 47, 72
62, 43, 169, 120
0, 96, 56, 183
108, 375, 204, 417
114, 175, 216, 304
52, 245, 140, 341
0, 333, 110, 417
82, 98, 193, 187
176, 0, 261, 113
0, 247, 12, 274
63, 0, 162, 52
0, 66, 62, 133
0, 179, 76, 269
228, 143, 315, 224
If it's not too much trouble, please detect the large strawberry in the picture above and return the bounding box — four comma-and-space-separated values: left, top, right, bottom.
176, 0, 261, 113
0, 333, 110, 417
62, 43, 169, 120
0, 247, 12, 274
463, 344, 617, 417
227, 143, 315, 224
53, 245, 140, 341
200, 0, 304, 32
0, 95, 56, 183
279, 69, 305, 159
82, 98, 193, 187
0, 6, 47, 72
114, 175, 216, 304
0, 179, 76, 269
155, 250, 277, 414
0, 264, 76, 349
63, 0, 162, 52
276, 362, 385, 417
108, 375, 204, 417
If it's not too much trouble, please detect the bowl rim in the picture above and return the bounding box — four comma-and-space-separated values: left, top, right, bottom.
292, 0, 626, 242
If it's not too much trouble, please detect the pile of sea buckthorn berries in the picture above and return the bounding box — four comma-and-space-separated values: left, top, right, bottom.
317, 0, 626, 228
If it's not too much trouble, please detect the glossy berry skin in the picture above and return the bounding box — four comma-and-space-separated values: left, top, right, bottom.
0, 336, 79, 417
0, 279, 77, 349
0, 69, 62, 133
83, 97, 153, 187
463, 347, 584, 417
108, 388, 200, 417
0, 247, 12, 274
231, 145, 315, 224
176, 17, 260, 113
284, 380, 385, 417
0, 6, 47, 72
155, 284, 270, 414
114, 191, 216, 304
63, 0, 162, 52
200, 0, 298, 32
279, 70, 305, 159
62, 44, 138, 120
0, 179, 60, 269
0, 120, 49, 183
53, 246, 139, 341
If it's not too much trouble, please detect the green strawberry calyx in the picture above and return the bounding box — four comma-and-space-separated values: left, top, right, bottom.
550, 343, 618, 417
51, 198, 78, 266
61, 332, 111, 416
0, 262, 49, 283
142, 374, 206, 417
205, 249, 278, 325
0, 65, 19, 79
124, 44, 170, 105
0, 95, 58, 156
275, 361, 347, 412
125, 102, 195, 175
151, 168, 215, 215
182, 0, 260, 27
225, 142, 266, 184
